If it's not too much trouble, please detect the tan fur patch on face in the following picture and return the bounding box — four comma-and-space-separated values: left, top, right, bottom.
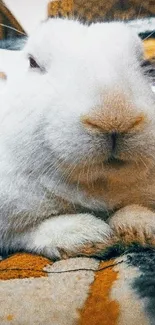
59, 89, 153, 211
81, 92, 146, 134
80, 170, 155, 210
60, 154, 155, 210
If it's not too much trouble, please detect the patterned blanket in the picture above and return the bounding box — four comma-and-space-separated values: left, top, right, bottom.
0, 247, 155, 325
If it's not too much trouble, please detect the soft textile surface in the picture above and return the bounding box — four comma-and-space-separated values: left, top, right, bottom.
0, 248, 155, 325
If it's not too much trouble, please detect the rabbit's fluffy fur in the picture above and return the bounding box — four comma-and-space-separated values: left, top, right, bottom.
0, 18, 155, 259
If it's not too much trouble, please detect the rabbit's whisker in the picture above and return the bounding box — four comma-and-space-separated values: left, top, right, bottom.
0, 23, 27, 36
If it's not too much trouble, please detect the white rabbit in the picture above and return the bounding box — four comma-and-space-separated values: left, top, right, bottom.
0, 18, 155, 259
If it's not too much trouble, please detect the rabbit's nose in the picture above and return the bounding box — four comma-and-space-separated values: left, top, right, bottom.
107, 132, 120, 156
81, 91, 146, 135
81, 112, 145, 134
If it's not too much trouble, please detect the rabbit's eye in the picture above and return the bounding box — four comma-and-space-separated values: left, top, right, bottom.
28, 56, 41, 70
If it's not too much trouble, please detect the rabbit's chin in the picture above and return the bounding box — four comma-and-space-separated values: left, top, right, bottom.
59, 153, 152, 188
57, 155, 155, 211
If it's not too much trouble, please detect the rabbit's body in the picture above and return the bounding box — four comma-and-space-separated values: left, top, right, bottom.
0, 18, 155, 259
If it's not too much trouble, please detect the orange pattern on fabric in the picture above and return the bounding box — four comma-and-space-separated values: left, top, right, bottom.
0, 253, 52, 280
79, 260, 119, 325
6, 314, 14, 321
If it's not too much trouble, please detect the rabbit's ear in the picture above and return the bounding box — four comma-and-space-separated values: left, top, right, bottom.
141, 59, 155, 85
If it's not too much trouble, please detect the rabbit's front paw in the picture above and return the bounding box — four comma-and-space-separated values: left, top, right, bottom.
27, 213, 113, 260
109, 205, 155, 246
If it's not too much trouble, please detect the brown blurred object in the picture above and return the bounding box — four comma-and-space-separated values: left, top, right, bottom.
143, 38, 155, 59
48, 0, 155, 23
0, 0, 25, 39
143, 38, 155, 75
48, 0, 73, 18
0, 71, 7, 79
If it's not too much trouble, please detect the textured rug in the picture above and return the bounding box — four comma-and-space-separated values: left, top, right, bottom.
0, 247, 155, 325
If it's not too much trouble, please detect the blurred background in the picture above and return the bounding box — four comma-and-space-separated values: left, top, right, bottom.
0, 0, 154, 40
0, 0, 49, 38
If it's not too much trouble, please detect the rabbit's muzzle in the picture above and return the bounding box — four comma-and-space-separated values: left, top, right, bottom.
81, 90, 147, 165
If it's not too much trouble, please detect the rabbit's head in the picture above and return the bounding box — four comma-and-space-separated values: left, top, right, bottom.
4, 19, 155, 209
